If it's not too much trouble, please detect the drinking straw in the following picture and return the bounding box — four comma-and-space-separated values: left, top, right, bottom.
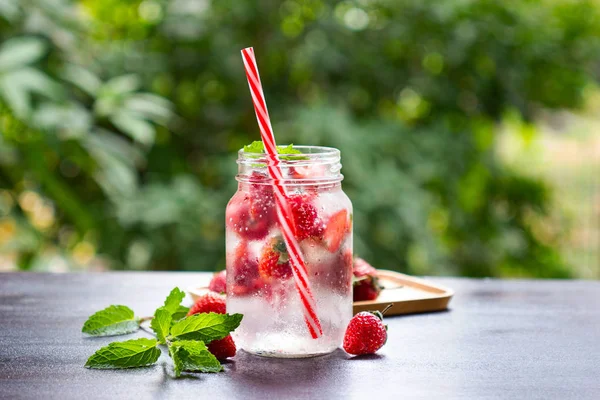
241, 47, 323, 339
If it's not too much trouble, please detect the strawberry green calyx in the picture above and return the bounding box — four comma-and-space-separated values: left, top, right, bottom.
371, 310, 384, 321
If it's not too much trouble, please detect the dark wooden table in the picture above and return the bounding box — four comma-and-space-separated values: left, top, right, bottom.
0, 273, 599, 399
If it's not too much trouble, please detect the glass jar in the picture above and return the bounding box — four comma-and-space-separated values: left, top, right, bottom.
225, 146, 353, 358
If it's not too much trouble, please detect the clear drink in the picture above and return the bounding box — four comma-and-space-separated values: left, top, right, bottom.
225, 146, 353, 358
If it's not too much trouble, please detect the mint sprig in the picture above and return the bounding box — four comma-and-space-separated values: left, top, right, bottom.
82, 287, 243, 377
82, 305, 139, 336
85, 338, 161, 369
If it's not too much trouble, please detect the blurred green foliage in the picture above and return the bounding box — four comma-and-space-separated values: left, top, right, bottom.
1, 0, 600, 276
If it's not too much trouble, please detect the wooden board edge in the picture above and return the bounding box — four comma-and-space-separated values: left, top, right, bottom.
377, 270, 455, 298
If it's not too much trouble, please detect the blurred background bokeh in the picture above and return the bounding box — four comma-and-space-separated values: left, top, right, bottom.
1, 0, 599, 278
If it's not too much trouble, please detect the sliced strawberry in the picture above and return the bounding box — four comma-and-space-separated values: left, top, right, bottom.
288, 194, 323, 240
322, 209, 349, 252
231, 277, 270, 297
258, 237, 292, 281
352, 257, 383, 301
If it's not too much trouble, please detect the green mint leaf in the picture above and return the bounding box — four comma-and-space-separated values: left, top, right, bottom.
277, 143, 303, 155
171, 305, 190, 323
168, 340, 223, 377
85, 338, 160, 369
243, 140, 265, 153
82, 305, 139, 337
243, 141, 306, 160
169, 313, 243, 342
162, 287, 186, 315
150, 307, 172, 344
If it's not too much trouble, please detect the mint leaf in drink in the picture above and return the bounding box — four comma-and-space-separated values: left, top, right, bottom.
243, 141, 305, 159
82, 305, 139, 337
168, 340, 223, 377
150, 307, 172, 344
277, 143, 303, 155
243, 140, 266, 153
85, 338, 160, 369
162, 287, 186, 315
169, 313, 243, 342
171, 305, 190, 323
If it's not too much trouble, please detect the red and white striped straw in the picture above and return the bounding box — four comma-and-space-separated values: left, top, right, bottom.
241, 47, 323, 339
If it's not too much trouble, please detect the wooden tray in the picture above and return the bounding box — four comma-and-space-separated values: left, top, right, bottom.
188, 270, 453, 317
353, 270, 453, 316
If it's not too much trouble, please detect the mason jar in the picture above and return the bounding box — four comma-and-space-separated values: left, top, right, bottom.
225, 145, 353, 358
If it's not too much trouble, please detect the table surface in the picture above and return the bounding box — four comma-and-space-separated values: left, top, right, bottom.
0, 273, 598, 400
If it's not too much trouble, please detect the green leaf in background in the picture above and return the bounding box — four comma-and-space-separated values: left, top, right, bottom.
101, 74, 140, 96
61, 64, 102, 97
169, 313, 243, 342
150, 307, 172, 344
0, 67, 63, 117
168, 340, 223, 377
162, 287, 186, 315
110, 111, 155, 146
85, 338, 160, 369
82, 305, 139, 336
0, 76, 28, 116
0, 36, 46, 72
171, 305, 190, 323
124, 93, 173, 124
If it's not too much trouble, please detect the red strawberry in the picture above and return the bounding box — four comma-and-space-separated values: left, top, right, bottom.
208, 270, 227, 294
343, 310, 388, 355
229, 242, 260, 296
322, 209, 349, 252
231, 277, 270, 297
187, 292, 226, 315
226, 199, 270, 240
288, 194, 323, 240
207, 335, 236, 360
226, 178, 276, 240
353, 258, 383, 301
258, 237, 292, 281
